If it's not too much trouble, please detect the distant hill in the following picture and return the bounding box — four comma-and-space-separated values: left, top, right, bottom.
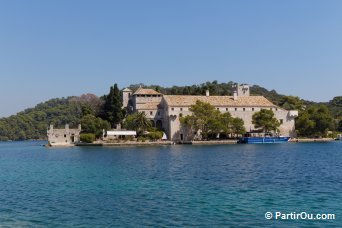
0, 94, 102, 141
0, 81, 340, 140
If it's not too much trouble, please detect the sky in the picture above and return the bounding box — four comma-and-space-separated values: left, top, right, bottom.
0, 0, 341, 117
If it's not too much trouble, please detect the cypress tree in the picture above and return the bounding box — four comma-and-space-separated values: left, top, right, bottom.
101, 84, 125, 127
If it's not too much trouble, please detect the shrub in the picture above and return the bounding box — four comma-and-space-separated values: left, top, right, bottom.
80, 133, 95, 143
147, 131, 163, 141
137, 136, 146, 142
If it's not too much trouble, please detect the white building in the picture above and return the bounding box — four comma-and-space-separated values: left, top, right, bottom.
123, 85, 298, 141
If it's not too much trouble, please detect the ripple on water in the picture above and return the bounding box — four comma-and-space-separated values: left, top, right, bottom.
0, 141, 341, 226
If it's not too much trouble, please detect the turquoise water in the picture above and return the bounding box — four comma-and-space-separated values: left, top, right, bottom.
0, 141, 341, 227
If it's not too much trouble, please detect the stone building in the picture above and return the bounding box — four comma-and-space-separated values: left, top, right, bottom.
123, 85, 298, 141
47, 124, 81, 146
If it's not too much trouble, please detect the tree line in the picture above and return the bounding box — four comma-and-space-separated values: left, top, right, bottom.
0, 81, 340, 141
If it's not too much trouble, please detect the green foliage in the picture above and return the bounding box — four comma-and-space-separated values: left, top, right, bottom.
0, 97, 83, 141
279, 96, 304, 110
146, 128, 163, 141
123, 112, 152, 136
100, 84, 125, 127
338, 120, 342, 132
80, 133, 96, 143
81, 114, 111, 138
0, 81, 339, 141
180, 100, 246, 140
296, 105, 334, 137
137, 136, 147, 142
252, 109, 280, 132
329, 96, 342, 107
231, 117, 246, 136
328, 96, 342, 119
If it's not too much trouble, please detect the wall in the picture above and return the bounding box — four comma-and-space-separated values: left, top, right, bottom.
47, 125, 81, 145
166, 106, 297, 141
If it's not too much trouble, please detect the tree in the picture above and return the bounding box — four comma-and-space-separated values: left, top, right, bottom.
123, 112, 152, 136
231, 117, 246, 136
307, 105, 333, 136
100, 84, 125, 127
180, 100, 222, 139
220, 112, 233, 137
70, 93, 104, 116
81, 114, 111, 138
296, 111, 316, 137
338, 119, 342, 132
180, 100, 246, 140
252, 109, 280, 133
279, 96, 303, 110
329, 96, 342, 107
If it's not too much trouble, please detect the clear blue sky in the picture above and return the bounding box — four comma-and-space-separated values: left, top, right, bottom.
0, 0, 341, 117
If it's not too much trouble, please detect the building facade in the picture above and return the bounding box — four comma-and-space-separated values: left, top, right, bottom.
47, 124, 81, 146
123, 85, 298, 141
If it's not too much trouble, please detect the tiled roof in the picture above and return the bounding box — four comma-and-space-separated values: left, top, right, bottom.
133, 88, 161, 95
163, 95, 276, 107
136, 102, 161, 110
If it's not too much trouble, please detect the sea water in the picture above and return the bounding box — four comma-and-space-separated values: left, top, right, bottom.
0, 141, 341, 227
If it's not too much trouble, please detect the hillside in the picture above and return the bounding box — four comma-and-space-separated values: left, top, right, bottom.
0, 81, 341, 140
0, 94, 103, 141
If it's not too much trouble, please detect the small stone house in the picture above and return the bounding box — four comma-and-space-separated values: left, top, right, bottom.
47, 124, 81, 146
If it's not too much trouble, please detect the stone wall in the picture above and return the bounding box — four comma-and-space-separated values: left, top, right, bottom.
47, 124, 81, 146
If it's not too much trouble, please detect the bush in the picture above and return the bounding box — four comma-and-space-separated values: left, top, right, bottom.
137, 136, 146, 142
80, 133, 95, 143
147, 131, 163, 141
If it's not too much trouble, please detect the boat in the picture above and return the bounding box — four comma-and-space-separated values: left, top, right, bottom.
238, 131, 290, 144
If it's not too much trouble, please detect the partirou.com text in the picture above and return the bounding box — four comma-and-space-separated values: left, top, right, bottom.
265, 211, 335, 220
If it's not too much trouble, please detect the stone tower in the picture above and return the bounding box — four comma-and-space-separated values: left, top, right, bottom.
122, 88, 133, 108
233, 84, 250, 97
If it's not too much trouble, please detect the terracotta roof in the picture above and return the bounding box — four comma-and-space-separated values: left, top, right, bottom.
136, 102, 161, 110
133, 88, 161, 95
163, 95, 276, 107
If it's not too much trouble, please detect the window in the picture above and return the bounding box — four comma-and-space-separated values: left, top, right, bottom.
179, 113, 183, 118
217, 108, 219, 111
158, 111, 160, 116
235, 108, 237, 111
280, 119, 283, 124
142, 111, 145, 114
252, 108, 254, 111
150, 111, 153, 115
276, 108, 278, 111
243, 108, 245, 111
226, 108, 228, 111
171, 108, 174, 111
64, 134, 66, 138
180, 108, 183, 111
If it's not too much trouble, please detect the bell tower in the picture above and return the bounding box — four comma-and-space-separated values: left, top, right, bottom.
122, 88, 132, 108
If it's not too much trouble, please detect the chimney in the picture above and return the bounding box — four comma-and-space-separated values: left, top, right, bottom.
233, 91, 238, 101
206, 90, 210, 97
65, 124, 69, 130
78, 124, 82, 131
